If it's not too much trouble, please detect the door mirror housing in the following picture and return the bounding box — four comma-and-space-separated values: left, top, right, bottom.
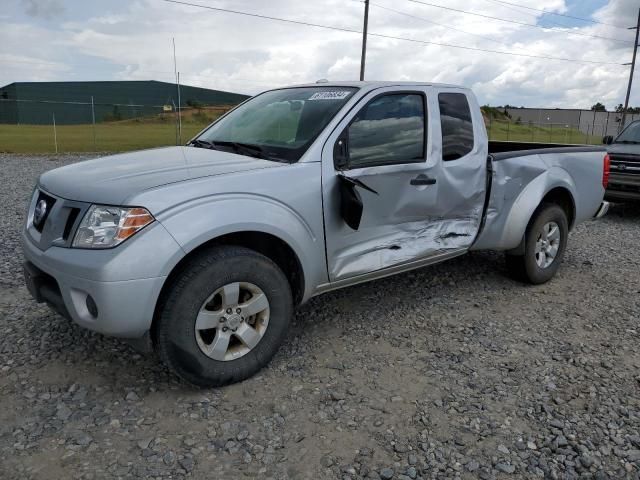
603, 135, 613, 145
334, 133, 349, 169
338, 175, 364, 230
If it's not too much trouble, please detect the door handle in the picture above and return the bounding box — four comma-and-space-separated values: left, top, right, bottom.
410, 174, 436, 186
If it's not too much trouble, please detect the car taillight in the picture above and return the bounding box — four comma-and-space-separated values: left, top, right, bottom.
603, 153, 610, 189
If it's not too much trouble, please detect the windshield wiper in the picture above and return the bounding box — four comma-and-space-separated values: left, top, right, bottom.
210, 141, 284, 162
188, 139, 215, 149
617, 140, 640, 144
188, 139, 288, 162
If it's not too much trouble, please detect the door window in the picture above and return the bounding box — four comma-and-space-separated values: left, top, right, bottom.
438, 93, 474, 161
346, 93, 426, 168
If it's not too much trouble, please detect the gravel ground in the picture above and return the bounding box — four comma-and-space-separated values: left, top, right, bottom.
1, 153, 640, 480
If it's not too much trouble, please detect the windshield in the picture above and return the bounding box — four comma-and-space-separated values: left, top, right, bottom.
193, 86, 358, 162
616, 121, 640, 144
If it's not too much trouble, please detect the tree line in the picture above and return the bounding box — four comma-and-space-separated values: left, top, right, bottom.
590, 102, 640, 113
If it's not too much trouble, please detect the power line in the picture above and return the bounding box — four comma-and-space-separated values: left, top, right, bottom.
478, 0, 627, 36
477, 0, 577, 31
156, 0, 625, 66
371, 2, 507, 46
369, 31, 624, 66
406, 0, 634, 44
159, 0, 363, 35
373, 0, 627, 67
480, 0, 629, 30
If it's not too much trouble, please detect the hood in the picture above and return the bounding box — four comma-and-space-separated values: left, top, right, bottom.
607, 143, 640, 156
39, 146, 285, 204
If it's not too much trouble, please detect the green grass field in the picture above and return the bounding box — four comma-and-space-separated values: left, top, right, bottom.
487, 121, 602, 145
0, 122, 212, 154
0, 119, 603, 154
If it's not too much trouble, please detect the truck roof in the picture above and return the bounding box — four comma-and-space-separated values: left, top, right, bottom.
283, 81, 467, 91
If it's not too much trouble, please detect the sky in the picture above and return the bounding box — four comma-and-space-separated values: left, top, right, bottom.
1, 0, 638, 109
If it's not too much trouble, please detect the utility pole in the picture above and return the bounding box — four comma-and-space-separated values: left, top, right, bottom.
172, 37, 182, 145
52, 113, 58, 154
621, 7, 640, 133
359, 0, 370, 81
177, 71, 182, 144
90, 96, 96, 151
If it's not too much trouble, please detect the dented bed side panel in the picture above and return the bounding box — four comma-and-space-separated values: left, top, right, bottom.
471, 149, 605, 251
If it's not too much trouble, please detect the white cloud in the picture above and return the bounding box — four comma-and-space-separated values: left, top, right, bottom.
1, 0, 637, 109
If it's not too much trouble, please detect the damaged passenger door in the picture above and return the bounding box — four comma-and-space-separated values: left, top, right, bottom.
321, 87, 487, 282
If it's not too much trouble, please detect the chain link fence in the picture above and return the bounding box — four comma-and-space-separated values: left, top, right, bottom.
0, 99, 622, 153
486, 118, 609, 145
0, 98, 232, 153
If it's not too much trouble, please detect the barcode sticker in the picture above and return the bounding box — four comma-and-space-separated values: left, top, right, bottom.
308, 91, 351, 101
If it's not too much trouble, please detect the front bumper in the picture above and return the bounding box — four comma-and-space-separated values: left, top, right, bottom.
23, 259, 165, 338
21, 222, 184, 338
605, 173, 640, 202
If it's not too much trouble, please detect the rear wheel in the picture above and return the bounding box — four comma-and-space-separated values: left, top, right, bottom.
506, 203, 568, 284
155, 246, 292, 387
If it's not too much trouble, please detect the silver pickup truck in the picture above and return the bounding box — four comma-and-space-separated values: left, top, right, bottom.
23, 81, 609, 387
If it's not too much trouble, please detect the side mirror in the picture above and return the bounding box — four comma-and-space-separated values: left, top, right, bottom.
603, 135, 613, 145
337, 174, 378, 231
334, 133, 349, 169
338, 175, 363, 230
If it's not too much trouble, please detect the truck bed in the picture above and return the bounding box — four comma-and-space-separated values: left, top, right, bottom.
488, 141, 605, 160
472, 141, 607, 252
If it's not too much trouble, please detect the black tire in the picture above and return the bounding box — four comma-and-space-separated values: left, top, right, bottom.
155, 245, 292, 387
505, 203, 568, 285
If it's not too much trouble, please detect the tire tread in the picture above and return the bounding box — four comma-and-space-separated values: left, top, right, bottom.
505, 202, 568, 285
155, 245, 292, 387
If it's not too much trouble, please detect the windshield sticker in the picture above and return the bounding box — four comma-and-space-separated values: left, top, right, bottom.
308, 91, 351, 101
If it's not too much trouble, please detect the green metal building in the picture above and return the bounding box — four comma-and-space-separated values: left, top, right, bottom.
0, 80, 249, 125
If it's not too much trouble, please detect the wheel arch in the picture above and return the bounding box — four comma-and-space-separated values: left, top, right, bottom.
492, 165, 577, 250
540, 186, 576, 230
508, 185, 576, 255
151, 230, 306, 343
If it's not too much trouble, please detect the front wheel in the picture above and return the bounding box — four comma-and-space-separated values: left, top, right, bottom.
155, 246, 292, 387
506, 203, 568, 284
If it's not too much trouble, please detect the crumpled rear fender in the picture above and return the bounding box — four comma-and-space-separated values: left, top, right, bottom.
472, 164, 577, 251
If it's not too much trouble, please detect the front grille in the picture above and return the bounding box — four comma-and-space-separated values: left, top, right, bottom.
62, 208, 81, 241
608, 182, 640, 194
27, 187, 89, 250
33, 191, 56, 232
609, 153, 640, 176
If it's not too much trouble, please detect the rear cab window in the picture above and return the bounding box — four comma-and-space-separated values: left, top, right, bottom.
438, 92, 474, 161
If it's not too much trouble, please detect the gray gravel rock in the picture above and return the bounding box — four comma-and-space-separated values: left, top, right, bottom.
1, 153, 640, 479
379, 467, 394, 480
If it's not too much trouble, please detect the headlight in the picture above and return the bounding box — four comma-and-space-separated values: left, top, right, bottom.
72, 205, 154, 249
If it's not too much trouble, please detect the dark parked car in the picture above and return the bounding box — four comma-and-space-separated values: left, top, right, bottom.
603, 121, 640, 202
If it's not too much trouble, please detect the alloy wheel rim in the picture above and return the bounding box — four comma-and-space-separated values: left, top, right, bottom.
534, 221, 561, 269
195, 282, 270, 361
